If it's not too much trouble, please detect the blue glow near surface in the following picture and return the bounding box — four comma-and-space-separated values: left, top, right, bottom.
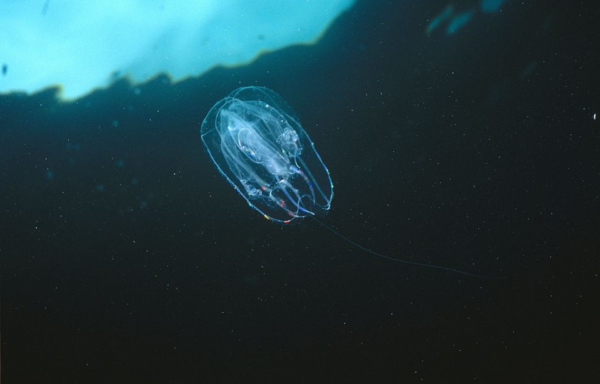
0, 0, 355, 101
481, 0, 509, 13
426, 6, 454, 34
447, 10, 476, 34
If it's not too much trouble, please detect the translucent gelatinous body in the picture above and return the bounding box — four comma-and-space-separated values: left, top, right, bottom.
201, 86, 333, 223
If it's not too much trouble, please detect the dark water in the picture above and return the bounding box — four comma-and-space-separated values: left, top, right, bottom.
2, 0, 599, 382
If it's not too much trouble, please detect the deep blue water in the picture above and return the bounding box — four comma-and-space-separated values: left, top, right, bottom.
2, 0, 599, 382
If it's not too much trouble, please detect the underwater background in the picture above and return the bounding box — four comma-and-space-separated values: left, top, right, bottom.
2, 0, 599, 382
